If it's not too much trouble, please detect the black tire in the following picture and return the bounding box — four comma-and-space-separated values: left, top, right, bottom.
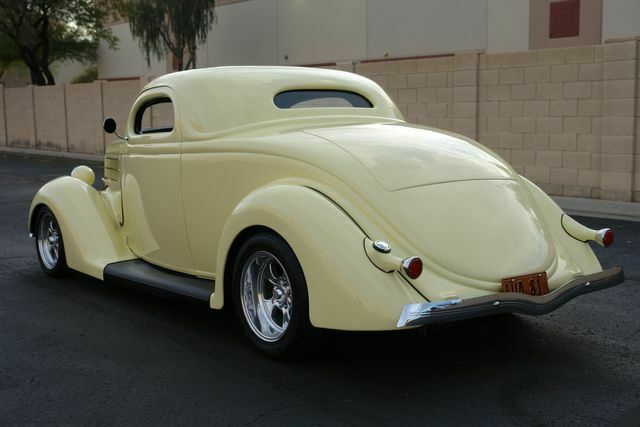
34, 206, 70, 277
231, 231, 328, 359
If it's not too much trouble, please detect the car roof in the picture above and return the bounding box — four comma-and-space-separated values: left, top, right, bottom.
139, 66, 403, 139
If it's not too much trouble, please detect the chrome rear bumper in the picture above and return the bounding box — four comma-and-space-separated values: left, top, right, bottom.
397, 266, 625, 328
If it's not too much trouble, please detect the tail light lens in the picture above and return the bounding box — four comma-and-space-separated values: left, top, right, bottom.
402, 256, 423, 279
596, 228, 614, 247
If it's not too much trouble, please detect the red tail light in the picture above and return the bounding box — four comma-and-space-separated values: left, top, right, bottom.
597, 228, 614, 247
402, 256, 423, 279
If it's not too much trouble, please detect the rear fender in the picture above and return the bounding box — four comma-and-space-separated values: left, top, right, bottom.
519, 176, 602, 276
214, 184, 425, 331
29, 176, 135, 279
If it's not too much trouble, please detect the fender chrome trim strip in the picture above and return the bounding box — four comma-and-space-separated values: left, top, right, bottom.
397, 266, 625, 328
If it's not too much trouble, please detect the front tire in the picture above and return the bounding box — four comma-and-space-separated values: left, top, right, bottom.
34, 206, 70, 277
232, 232, 325, 359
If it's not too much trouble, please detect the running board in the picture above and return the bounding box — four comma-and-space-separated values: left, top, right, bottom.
104, 259, 214, 303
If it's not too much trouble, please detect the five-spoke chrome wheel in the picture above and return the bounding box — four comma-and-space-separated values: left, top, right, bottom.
37, 211, 61, 269
34, 207, 69, 277
240, 251, 293, 342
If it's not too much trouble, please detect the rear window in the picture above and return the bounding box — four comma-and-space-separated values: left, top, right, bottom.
274, 90, 373, 109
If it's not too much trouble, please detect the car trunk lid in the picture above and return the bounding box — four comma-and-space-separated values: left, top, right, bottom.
382, 179, 557, 283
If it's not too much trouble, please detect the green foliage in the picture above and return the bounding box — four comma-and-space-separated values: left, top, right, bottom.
71, 65, 97, 83
0, 31, 20, 76
0, 0, 117, 85
121, 0, 216, 71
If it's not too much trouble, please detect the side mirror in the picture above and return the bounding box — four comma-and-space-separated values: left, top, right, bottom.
103, 117, 117, 134
103, 117, 128, 140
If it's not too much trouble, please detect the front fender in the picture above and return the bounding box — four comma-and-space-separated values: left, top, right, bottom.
214, 184, 425, 331
29, 176, 135, 279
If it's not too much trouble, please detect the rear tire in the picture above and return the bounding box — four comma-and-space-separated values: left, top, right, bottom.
231, 231, 327, 359
34, 206, 70, 277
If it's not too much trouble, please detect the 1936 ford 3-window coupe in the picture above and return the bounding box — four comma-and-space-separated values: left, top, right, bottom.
30, 67, 624, 358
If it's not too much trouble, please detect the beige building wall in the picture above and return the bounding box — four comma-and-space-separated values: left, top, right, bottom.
51, 60, 90, 84
97, 23, 167, 80
487, 0, 530, 53
206, 0, 278, 66
278, 0, 367, 65
530, 0, 603, 49
4, 0, 640, 86
366, 0, 487, 59
86, 0, 640, 81
105, 0, 494, 76
603, 0, 640, 41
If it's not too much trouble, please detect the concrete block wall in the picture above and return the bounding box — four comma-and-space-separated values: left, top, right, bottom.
5, 86, 36, 148
66, 81, 107, 154
1, 79, 143, 156
34, 85, 67, 151
354, 56, 457, 131
103, 79, 142, 139
478, 45, 606, 199
635, 41, 640, 203
600, 41, 637, 201
0, 85, 6, 146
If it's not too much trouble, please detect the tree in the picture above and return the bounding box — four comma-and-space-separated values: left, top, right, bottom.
0, 31, 21, 79
121, 0, 216, 71
0, 0, 116, 85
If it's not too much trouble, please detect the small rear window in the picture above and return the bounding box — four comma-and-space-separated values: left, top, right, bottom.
274, 90, 373, 109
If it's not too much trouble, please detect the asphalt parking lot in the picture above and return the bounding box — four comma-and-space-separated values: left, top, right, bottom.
1, 152, 639, 426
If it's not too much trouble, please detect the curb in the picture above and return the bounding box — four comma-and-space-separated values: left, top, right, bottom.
553, 196, 640, 223
3, 146, 639, 222
0, 146, 103, 163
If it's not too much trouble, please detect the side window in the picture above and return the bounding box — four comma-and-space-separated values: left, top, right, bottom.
134, 97, 175, 134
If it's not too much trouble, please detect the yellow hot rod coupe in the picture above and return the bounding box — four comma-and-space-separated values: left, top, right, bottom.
30, 67, 624, 358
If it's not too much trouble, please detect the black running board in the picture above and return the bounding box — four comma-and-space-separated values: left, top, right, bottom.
104, 259, 214, 303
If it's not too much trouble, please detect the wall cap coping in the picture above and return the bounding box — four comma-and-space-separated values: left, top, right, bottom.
553, 196, 640, 222
0, 147, 102, 163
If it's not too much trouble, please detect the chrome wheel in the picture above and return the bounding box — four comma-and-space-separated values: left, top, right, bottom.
37, 212, 60, 270
240, 251, 293, 342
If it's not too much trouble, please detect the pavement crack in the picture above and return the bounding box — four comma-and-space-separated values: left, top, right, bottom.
243, 403, 308, 426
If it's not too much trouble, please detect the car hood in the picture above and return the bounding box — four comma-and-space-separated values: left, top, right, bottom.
305, 123, 513, 191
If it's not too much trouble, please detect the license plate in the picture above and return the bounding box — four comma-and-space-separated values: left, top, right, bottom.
501, 272, 549, 295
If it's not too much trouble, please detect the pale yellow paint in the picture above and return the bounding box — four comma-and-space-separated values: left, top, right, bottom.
70, 165, 95, 186
120, 87, 195, 274
29, 66, 606, 331
29, 177, 136, 279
